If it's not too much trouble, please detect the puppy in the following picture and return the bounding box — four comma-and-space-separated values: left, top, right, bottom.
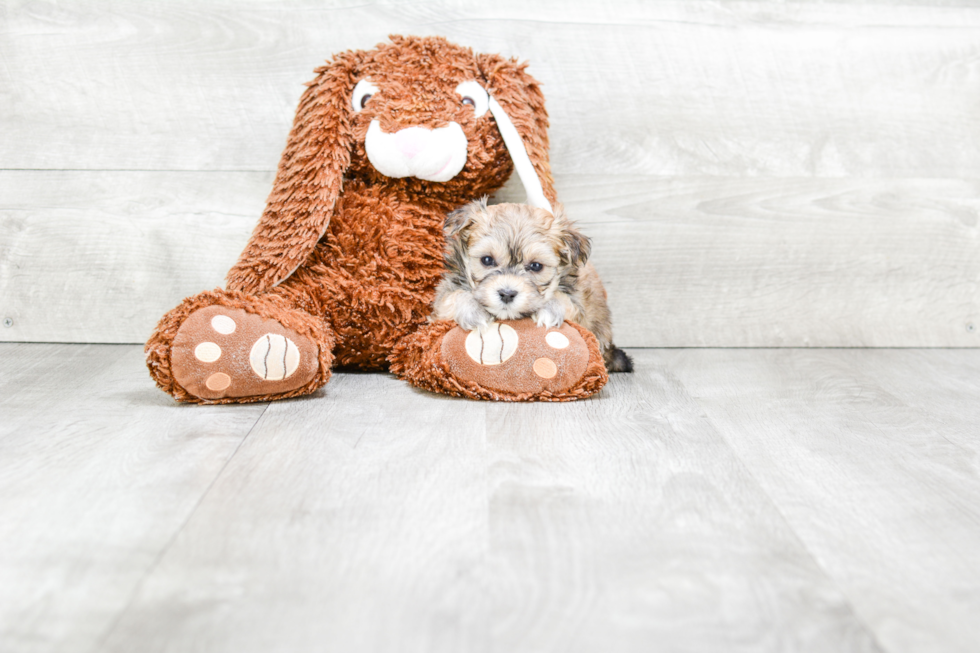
432, 199, 633, 373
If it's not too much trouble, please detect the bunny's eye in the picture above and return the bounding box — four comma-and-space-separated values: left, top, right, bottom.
480, 255, 496, 267
351, 79, 380, 112
454, 81, 489, 118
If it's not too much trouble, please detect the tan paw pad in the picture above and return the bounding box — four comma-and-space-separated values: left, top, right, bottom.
210, 314, 237, 334
249, 334, 301, 381
206, 373, 231, 391
464, 323, 518, 365
194, 342, 221, 362
533, 357, 558, 378
545, 332, 569, 349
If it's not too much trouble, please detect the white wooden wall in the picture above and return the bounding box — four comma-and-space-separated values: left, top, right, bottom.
2, 0, 979, 346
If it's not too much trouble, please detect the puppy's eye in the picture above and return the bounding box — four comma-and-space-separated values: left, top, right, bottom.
480, 255, 496, 267
461, 97, 475, 107
351, 79, 379, 112
527, 262, 543, 273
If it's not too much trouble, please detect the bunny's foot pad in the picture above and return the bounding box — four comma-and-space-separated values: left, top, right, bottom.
146, 289, 334, 404
389, 319, 608, 402
170, 306, 319, 401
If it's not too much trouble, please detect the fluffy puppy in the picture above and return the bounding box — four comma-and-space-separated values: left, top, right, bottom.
432, 199, 633, 373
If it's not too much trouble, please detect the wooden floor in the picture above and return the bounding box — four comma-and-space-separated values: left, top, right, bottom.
1, 344, 979, 653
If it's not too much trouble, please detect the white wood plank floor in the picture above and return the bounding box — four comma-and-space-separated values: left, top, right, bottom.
1, 344, 978, 653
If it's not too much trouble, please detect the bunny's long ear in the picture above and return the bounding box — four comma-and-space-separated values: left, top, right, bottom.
227, 51, 362, 294
477, 54, 557, 211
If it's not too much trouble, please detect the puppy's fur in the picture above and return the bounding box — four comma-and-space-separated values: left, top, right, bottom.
432, 199, 633, 373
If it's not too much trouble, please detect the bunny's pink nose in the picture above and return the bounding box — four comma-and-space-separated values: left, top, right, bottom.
393, 128, 428, 159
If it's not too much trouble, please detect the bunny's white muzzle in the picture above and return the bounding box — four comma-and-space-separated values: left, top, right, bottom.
365, 120, 468, 183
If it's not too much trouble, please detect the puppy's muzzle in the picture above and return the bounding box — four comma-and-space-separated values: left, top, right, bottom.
365, 120, 468, 183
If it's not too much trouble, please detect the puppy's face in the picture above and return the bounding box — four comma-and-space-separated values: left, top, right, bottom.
445, 201, 590, 320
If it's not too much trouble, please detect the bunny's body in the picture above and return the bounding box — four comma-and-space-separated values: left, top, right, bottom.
272, 182, 452, 369
146, 36, 609, 403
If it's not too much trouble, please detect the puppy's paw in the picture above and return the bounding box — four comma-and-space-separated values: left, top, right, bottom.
454, 298, 494, 333
533, 302, 565, 329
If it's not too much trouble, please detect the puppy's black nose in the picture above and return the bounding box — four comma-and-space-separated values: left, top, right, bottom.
498, 288, 518, 304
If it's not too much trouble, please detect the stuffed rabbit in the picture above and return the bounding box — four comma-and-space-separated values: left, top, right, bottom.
145, 35, 607, 403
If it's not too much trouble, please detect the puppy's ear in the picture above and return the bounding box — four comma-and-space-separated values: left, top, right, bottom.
554, 204, 591, 267
227, 49, 365, 293
443, 199, 486, 282
445, 198, 487, 239
476, 54, 556, 208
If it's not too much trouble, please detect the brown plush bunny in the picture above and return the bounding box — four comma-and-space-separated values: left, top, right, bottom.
145, 35, 608, 403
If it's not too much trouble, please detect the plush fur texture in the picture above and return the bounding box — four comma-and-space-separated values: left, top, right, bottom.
145, 35, 609, 403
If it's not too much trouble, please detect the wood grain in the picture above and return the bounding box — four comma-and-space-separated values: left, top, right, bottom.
2, 1, 980, 176
93, 349, 881, 653
4, 344, 980, 651
572, 176, 980, 347
664, 348, 980, 653
0, 170, 267, 343
481, 360, 881, 652
4, 1, 980, 347
99, 370, 491, 653
3, 171, 978, 347
0, 344, 266, 653
839, 349, 980, 455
